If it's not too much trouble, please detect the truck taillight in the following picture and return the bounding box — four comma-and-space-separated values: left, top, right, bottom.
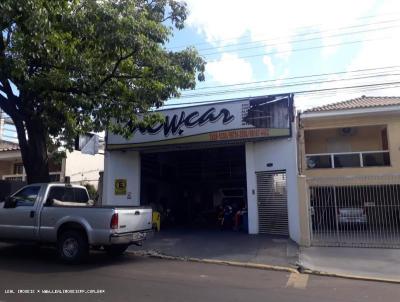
110, 213, 119, 229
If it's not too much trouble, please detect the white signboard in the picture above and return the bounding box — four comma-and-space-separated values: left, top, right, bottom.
107, 94, 293, 149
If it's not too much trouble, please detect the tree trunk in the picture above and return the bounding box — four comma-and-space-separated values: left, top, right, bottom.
15, 118, 50, 184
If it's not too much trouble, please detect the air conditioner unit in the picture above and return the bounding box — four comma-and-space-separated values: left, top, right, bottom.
339, 127, 356, 136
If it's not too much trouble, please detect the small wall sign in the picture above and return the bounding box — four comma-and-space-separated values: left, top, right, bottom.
115, 179, 127, 195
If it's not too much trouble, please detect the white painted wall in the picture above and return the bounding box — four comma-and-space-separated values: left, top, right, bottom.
102, 150, 140, 206
245, 142, 258, 234
64, 150, 104, 188
247, 125, 301, 243
103, 127, 300, 243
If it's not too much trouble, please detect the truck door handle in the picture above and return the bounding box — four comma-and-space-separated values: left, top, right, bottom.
30, 211, 35, 218
134, 211, 140, 215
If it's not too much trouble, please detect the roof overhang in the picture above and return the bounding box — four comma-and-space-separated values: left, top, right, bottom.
301, 105, 400, 119
0, 149, 21, 160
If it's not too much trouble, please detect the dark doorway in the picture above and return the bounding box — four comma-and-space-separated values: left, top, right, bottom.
140, 145, 248, 231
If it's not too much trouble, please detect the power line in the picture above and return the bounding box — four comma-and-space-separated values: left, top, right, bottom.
160, 81, 400, 108
180, 73, 400, 98
189, 65, 400, 91
200, 19, 400, 56
205, 35, 391, 61
169, 11, 400, 50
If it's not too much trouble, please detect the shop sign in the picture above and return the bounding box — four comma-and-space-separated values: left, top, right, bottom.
107, 94, 293, 148
114, 179, 127, 195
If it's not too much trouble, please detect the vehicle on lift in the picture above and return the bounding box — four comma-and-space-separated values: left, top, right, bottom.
0, 183, 152, 263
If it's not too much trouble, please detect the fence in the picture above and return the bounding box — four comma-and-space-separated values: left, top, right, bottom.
0, 180, 26, 200
308, 174, 400, 248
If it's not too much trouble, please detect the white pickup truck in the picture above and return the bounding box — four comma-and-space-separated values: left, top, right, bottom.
0, 183, 152, 263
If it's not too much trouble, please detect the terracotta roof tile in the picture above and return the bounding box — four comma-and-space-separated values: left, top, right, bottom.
304, 96, 400, 113
0, 140, 20, 152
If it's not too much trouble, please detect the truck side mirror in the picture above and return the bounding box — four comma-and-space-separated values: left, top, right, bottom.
3, 196, 16, 209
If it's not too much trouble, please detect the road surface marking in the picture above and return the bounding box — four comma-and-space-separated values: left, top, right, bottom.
286, 273, 309, 289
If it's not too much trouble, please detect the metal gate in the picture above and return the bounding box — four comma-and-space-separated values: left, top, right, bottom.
308, 175, 400, 248
256, 170, 289, 235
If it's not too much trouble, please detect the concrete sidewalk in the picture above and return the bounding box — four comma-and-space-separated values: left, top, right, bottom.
299, 246, 400, 282
129, 229, 299, 268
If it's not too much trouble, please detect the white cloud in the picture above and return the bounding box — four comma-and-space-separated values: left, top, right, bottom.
206, 53, 254, 85
186, 0, 376, 56
184, 0, 400, 109
262, 56, 275, 77
297, 0, 400, 110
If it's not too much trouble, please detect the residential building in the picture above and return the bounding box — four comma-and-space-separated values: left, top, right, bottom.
297, 96, 400, 248
0, 140, 104, 188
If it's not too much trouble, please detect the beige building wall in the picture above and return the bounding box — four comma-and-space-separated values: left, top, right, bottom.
64, 150, 104, 188
0, 161, 13, 176
304, 125, 385, 154
299, 112, 400, 178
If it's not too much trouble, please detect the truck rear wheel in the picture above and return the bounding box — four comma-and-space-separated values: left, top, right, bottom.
104, 244, 129, 257
58, 230, 89, 264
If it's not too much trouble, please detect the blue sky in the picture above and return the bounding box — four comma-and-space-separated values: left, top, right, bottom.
164, 0, 400, 110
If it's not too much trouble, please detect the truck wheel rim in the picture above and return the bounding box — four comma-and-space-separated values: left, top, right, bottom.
63, 238, 78, 258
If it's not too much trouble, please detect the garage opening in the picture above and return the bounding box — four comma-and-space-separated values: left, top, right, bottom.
140, 145, 248, 232
309, 175, 400, 248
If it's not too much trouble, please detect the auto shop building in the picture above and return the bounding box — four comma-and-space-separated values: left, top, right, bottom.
103, 94, 302, 243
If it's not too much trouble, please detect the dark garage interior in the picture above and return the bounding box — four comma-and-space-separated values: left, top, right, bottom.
140, 145, 248, 231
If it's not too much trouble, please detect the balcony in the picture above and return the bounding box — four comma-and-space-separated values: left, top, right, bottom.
306, 150, 390, 169
303, 124, 391, 170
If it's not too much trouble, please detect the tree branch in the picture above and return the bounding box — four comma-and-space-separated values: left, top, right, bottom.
6, 27, 12, 47
97, 51, 135, 90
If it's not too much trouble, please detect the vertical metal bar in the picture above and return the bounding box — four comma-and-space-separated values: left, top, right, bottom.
325, 186, 330, 245
387, 182, 393, 247
372, 180, 377, 246
384, 181, 391, 247
395, 182, 400, 247
308, 185, 314, 244
355, 184, 360, 247
376, 179, 383, 247
345, 184, 350, 246
317, 185, 323, 244
333, 184, 340, 245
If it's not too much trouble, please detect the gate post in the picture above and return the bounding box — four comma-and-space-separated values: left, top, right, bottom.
298, 175, 311, 246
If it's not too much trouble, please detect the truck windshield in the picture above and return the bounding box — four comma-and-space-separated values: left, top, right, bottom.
47, 187, 89, 204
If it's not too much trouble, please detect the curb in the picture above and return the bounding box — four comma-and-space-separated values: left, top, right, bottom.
299, 268, 400, 284
128, 250, 299, 274
129, 250, 400, 284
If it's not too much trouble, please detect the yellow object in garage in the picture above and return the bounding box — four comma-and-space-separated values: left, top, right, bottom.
152, 211, 161, 232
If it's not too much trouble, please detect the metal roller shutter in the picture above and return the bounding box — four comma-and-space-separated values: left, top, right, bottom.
256, 170, 289, 235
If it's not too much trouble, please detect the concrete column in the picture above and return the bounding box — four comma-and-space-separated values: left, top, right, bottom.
245, 142, 258, 234
102, 150, 141, 206
297, 175, 311, 246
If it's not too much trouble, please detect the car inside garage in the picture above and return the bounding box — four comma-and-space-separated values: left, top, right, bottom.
140, 145, 248, 231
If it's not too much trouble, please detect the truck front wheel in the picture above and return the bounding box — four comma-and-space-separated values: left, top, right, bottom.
58, 230, 89, 264
104, 244, 129, 257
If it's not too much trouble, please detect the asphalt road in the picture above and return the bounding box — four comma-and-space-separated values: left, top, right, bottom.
0, 243, 399, 302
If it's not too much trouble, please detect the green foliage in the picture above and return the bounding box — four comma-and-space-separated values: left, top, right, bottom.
0, 0, 205, 151
84, 183, 97, 200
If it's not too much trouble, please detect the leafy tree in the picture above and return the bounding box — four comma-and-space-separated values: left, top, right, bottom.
84, 183, 97, 200
0, 0, 205, 183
